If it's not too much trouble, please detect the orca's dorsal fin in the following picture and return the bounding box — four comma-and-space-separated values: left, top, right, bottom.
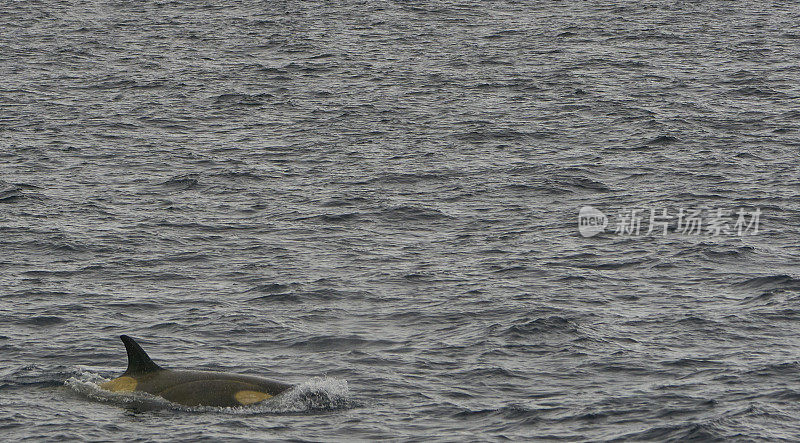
120, 335, 162, 374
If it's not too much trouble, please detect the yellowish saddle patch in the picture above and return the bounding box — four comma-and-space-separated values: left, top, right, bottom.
234, 390, 272, 405
100, 376, 138, 392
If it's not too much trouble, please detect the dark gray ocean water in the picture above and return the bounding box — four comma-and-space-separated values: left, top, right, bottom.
2, 0, 800, 441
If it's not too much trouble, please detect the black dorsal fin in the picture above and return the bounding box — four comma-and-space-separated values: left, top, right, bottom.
120, 335, 162, 374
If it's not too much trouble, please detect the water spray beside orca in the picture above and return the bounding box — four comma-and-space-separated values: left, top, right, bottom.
99, 335, 293, 407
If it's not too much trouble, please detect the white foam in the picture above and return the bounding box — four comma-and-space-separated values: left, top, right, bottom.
250, 376, 355, 413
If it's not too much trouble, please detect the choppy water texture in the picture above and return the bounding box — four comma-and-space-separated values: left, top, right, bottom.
2, 0, 800, 441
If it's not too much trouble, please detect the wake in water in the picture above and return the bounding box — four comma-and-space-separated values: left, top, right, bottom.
66, 371, 357, 414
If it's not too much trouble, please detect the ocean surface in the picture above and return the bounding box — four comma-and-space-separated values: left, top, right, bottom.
2, 0, 800, 441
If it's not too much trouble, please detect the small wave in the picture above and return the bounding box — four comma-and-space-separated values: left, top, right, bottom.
738, 290, 778, 305
646, 135, 679, 145
282, 62, 335, 73
702, 246, 755, 258
457, 129, 544, 142
320, 196, 372, 207
380, 205, 450, 221
0, 188, 24, 203
482, 29, 524, 39
247, 293, 299, 303
578, 259, 646, 270
454, 366, 524, 379
246, 287, 366, 303
296, 212, 360, 223
735, 152, 764, 160
453, 404, 543, 424
212, 92, 273, 106
503, 316, 579, 337
0, 181, 42, 203
728, 86, 783, 98
211, 170, 265, 181
255, 65, 287, 75
672, 315, 720, 327
736, 274, 800, 290
245, 282, 300, 294
358, 172, 450, 185
554, 176, 610, 192
159, 174, 200, 190
288, 335, 396, 351
614, 403, 790, 441
1, 364, 79, 390
22, 269, 80, 277
662, 357, 725, 368
17, 316, 66, 326
614, 422, 724, 441
744, 361, 800, 377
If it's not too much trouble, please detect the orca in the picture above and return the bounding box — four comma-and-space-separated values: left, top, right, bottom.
99, 335, 292, 407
